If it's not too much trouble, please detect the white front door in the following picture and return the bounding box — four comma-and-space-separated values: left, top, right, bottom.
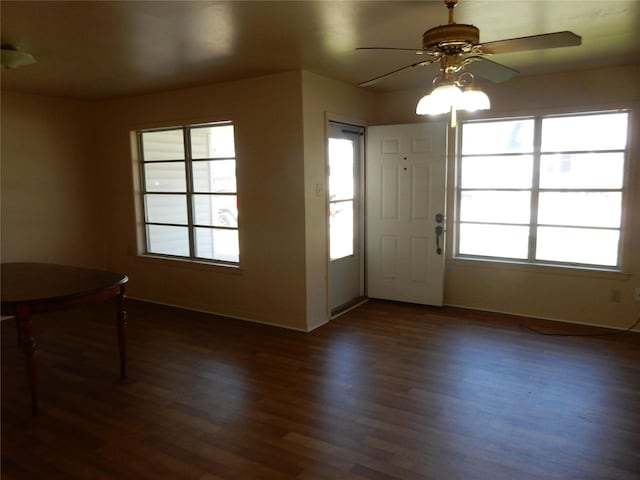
366, 122, 447, 306
328, 123, 365, 312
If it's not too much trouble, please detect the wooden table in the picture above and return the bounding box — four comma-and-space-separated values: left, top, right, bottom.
1, 263, 128, 415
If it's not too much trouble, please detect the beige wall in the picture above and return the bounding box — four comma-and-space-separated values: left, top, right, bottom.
301, 71, 373, 329
1, 71, 373, 332
372, 64, 640, 330
2, 65, 638, 331
1, 92, 103, 267
91, 71, 310, 330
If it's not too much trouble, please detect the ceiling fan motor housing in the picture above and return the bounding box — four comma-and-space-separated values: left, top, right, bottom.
422, 24, 479, 53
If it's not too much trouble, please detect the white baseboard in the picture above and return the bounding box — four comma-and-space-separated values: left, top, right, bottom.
444, 303, 640, 332
127, 295, 310, 332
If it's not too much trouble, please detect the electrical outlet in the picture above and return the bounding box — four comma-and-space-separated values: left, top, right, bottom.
635, 287, 640, 302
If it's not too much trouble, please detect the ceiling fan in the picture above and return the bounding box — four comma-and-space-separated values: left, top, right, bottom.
357, 0, 582, 87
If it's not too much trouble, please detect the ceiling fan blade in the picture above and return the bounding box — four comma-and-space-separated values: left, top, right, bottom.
465, 57, 519, 83
356, 47, 427, 55
359, 59, 435, 87
479, 31, 581, 55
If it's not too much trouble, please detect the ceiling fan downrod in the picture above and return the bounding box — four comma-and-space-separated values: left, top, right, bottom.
444, 0, 458, 24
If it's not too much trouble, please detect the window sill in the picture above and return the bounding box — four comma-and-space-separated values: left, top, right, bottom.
447, 256, 630, 280
135, 254, 243, 275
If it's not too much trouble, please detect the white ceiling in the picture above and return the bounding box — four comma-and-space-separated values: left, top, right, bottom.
2, 0, 640, 100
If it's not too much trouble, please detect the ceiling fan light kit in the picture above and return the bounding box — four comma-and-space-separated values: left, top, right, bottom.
416, 72, 490, 127
416, 81, 462, 115
460, 86, 490, 112
358, 0, 581, 127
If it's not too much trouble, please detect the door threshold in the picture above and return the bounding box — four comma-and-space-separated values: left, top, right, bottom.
331, 297, 369, 320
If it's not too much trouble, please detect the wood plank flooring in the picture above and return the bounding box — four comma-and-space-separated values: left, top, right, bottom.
2, 300, 639, 479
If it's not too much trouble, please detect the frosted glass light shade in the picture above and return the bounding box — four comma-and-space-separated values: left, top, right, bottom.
460, 88, 491, 112
416, 84, 462, 115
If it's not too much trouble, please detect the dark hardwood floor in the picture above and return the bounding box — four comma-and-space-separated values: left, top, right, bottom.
2, 299, 639, 479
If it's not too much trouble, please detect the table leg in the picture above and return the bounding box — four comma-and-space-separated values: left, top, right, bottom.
15, 317, 23, 346
117, 286, 128, 380
16, 306, 40, 415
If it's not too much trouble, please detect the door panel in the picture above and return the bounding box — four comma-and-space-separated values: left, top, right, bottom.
381, 235, 399, 278
366, 122, 447, 306
381, 166, 399, 219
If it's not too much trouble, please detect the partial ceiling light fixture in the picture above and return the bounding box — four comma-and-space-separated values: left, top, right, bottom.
416, 70, 489, 127
1, 45, 36, 69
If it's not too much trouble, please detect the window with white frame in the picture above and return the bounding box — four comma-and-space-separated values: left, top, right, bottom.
456, 111, 628, 269
138, 122, 240, 265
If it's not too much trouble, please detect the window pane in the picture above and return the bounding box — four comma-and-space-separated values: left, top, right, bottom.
462, 119, 534, 155
147, 225, 189, 256
538, 192, 621, 228
195, 227, 239, 262
536, 227, 619, 266
542, 112, 628, 152
192, 160, 236, 193
144, 194, 188, 224
461, 155, 533, 188
460, 191, 531, 224
330, 200, 354, 260
459, 223, 529, 259
191, 125, 235, 159
141, 129, 184, 161
144, 163, 186, 192
193, 194, 238, 227
539, 153, 624, 189
329, 138, 354, 201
